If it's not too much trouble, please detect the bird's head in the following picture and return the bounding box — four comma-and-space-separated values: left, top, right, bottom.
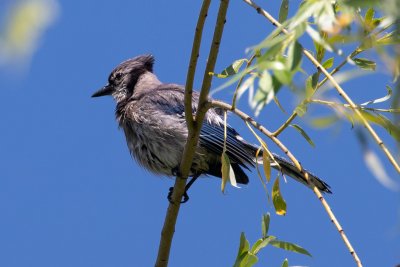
92, 54, 155, 101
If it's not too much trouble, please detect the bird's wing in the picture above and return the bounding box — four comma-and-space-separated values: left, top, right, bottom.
199, 123, 256, 168
137, 84, 257, 168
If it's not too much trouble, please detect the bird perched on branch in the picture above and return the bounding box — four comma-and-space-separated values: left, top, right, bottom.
92, 54, 331, 202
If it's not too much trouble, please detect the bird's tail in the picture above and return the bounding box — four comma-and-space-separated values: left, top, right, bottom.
256, 151, 332, 193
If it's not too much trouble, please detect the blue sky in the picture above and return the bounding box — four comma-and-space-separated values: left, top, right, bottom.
0, 1, 399, 266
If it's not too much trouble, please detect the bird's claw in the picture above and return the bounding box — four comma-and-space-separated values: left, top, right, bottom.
167, 187, 189, 204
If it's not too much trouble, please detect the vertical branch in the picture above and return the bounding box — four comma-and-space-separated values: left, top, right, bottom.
184, 0, 212, 130
155, 1, 230, 266
155, 2, 210, 267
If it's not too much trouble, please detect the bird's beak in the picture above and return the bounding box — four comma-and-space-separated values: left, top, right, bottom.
92, 84, 114, 97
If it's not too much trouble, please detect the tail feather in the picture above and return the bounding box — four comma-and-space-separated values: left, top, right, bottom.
270, 153, 332, 193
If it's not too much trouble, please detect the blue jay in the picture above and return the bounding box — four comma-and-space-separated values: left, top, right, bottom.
92, 55, 331, 202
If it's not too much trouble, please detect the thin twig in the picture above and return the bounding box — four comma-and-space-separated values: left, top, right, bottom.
272, 112, 298, 137
243, 0, 400, 173
155, 1, 230, 266
209, 99, 363, 267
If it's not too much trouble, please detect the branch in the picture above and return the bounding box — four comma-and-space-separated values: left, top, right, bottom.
243, 0, 400, 173
155, 1, 210, 266
155, 1, 230, 266
184, 1, 211, 130
209, 99, 363, 267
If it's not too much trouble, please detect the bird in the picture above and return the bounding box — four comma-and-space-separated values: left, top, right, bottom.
92, 54, 331, 203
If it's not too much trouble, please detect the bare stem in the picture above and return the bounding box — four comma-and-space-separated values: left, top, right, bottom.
184, 0, 212, 130
155, 1, 230, 266
272, 112, 298, 137
209, 99, 363, 267
243, 0, 400, 174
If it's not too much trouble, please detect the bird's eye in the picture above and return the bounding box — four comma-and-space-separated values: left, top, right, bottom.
115, 72, 123, 81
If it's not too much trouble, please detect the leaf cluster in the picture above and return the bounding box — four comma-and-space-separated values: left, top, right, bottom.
233, 213, 311, 267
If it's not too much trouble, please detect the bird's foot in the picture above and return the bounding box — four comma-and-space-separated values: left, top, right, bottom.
167, 187, 189, 204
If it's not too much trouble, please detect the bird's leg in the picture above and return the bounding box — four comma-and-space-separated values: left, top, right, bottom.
168, 174, 200, 204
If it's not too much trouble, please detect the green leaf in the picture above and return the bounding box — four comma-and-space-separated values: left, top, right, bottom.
272, 177, 287, 216
279, 0, 289, 23
211, 59, 247, 78
257, 42, 285, 64
287, 41, 302, 71
305, 75, 313, 97
376, 31, 400, 46
281, 258, 289, 267
261, 213, 270, 238
294, 102, 308, 117
254, 147, 270, 200
262, 151, 271, 182
293, 21, 307, 39
314, 31, 327, 62
250, 239, 263, 254
221, 152, 230, 193
253, 71, 274, 116
363, 8, 380, 33
360, 111, 400, 142
375, 113, 400, 142
258, 60, 286, 71
251, 236, 276, 255
310, 115, 339, 128
252, 74, 282, 117
234, 233, 258, 267
364, 8, 374, 26
258, 71, 273, 95
312, 72, 319, 87
213, 65, 257, 93
305, 72, 319, 97
371, 17, 383, 29
240, 253, 258, 267
289, 124, 316, 147
236, 232, 250, 257
269, 240, 312, 256
353, 58, 376, 71
322, 57, 334, 69
327, 34, 359, 45
274, 69, 293, 85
